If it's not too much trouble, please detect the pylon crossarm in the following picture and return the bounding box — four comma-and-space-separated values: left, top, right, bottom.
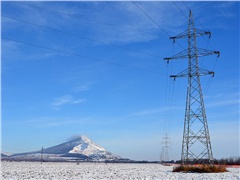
169, 68, 214, 80
170, 29, 211, 42
198, 48, 220, 58
164, 49, 188, 60
164, 48, 219, 61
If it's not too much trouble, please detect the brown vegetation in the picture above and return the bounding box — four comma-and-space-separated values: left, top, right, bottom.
214, 156, 240, 165
173, 164, 228, 173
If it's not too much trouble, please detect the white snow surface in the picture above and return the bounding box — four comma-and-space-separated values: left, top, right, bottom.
1, 161, 240, 180
68, 136, 121, 160
69, 136, 106, 155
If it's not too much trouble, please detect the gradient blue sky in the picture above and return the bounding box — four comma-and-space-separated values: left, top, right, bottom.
1, 1, 239, 161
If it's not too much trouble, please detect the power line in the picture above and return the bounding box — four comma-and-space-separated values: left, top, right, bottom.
11, 1, 158, 37
131, 1, 180, 142
178, 1, 219, 98
132, 1, 185, 50
171, 2, 214, 54
172, 1, 188, 20
181, 1, 216, 51
132, 1, 171, 37
2, 15, 161, 59
163, 62, 176, 136
172, 1, 215, 54
172, 1, 219, 85
2, 37, 164, 75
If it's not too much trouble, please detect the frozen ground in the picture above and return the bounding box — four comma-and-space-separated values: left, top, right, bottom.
1, 161, 240, 179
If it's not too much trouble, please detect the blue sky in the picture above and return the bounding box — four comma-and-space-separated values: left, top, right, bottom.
1, 1, 239, 161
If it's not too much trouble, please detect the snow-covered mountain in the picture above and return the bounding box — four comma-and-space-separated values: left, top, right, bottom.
1, 152, 12, 157
3, 136, 126, 162
68, 136, 121, 160
41, 135, 121, 160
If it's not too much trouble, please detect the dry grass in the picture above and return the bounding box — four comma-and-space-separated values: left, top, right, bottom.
173, 164, 228, 173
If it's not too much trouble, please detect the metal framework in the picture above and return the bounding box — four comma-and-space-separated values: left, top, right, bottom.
160, 134, 171, 163
164, 10, 220, 164
41, 147, 43, 164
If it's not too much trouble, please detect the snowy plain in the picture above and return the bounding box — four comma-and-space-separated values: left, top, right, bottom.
1, 161, 240, 180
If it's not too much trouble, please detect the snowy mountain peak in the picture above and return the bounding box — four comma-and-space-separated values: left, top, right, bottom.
80, 135, 91, 143
69, 135, 92, 144
69, 136, 111, 157
4, 135, 124, 162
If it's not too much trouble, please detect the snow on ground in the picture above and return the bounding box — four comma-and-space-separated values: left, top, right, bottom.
1, 161, 240, 180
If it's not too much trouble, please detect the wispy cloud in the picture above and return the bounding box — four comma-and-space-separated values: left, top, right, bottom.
204, 93, 223, 99
207, 99, 239, 108
71, 82, 95, 93
206, 91, 239, 108
51, 95, 86, 109
128, 106, 182, 117
72, 85, 90, 92
89, 1, 185, 44
2, 39, 22, 55
26, 117, 90, 127
216, 2, 237, 18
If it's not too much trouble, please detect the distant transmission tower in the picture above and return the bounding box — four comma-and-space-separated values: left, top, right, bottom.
160, 134, 171, 163
164, 10, 220, 165
41, 147, 43, 164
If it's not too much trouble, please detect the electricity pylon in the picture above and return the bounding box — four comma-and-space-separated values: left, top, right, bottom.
41, 147, 43, 164
164, 10, 220, 165
160, 134, 171, 163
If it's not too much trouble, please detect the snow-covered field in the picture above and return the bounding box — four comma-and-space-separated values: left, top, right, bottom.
1, 161, 240, 180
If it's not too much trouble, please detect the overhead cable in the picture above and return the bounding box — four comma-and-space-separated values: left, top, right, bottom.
132, 1, 185, 50
2, 37, 164, 75
2, 15, 161, 59
12, 1, 158, 37
172, 1, 188, 20
181, 1, 216, 51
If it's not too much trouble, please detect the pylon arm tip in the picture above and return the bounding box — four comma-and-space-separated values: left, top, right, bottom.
209, 71, 215, 77
214, 51, 220, 57
206, 31, 211, 38
164, 58, 171, 60
170, 75, 177, 80
169, 36, 176, 43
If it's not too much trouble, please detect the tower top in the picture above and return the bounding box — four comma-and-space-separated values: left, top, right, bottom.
189, 10, 192, 18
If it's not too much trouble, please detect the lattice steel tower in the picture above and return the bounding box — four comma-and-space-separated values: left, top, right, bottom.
160, 134, 171, 163
164, 10, 220, 164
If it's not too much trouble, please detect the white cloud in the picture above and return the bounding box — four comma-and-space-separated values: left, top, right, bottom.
71, 82, 95, 93
91, 2, 178, 44
2, 1, 189, 58
207, 99, 239, 108
51, 95, 86, 109
128, 106, 182, 117
2, 39, 22, 55
26, 117, 90, 127
205, 91, 239, 108
72, 99, 86, 104
72, 85, 90, 92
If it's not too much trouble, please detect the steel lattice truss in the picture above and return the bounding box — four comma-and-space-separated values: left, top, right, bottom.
164, 10, 220, 165
160, 134, 171, 163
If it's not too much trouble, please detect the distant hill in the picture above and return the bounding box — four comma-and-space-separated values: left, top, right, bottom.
1, 152, 12, 157
2, 136, 131, 162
